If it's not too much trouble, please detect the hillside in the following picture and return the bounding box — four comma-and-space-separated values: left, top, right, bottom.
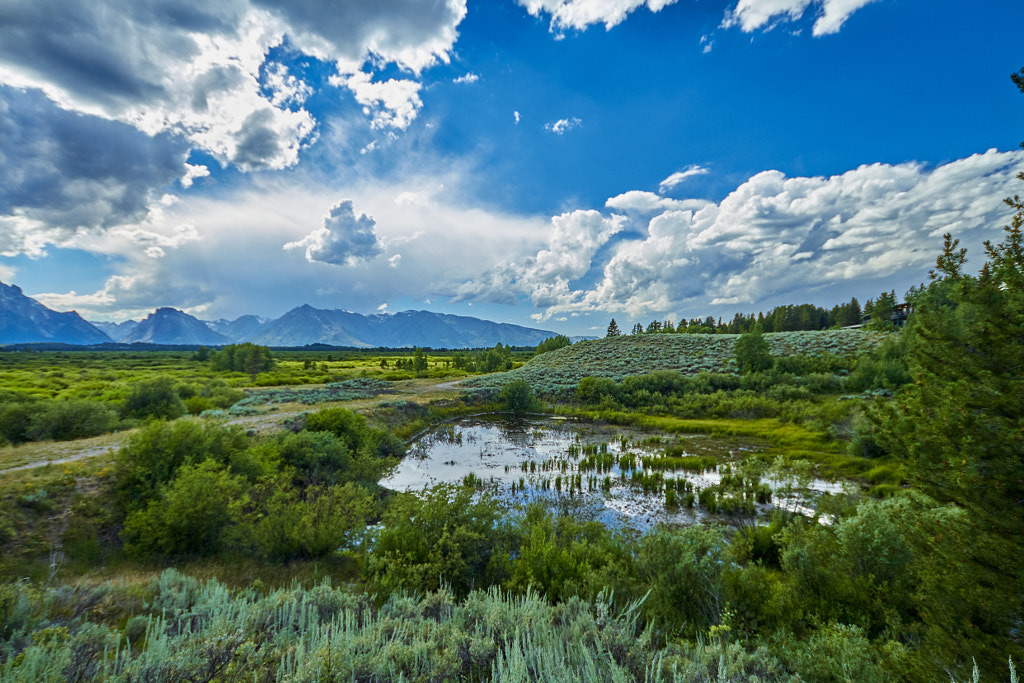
0, 281, 111, 345
466, 328, 888, 392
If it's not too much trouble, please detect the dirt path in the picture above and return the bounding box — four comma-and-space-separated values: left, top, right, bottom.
0, 377, 468, 475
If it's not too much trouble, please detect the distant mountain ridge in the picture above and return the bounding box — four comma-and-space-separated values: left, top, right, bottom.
122, 308, 231, 346
0, 281, 111, 345
250, 306, 558, 348
0, 282, 560, 348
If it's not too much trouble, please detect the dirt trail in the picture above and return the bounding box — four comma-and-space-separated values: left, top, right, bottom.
0, 378, 466, 475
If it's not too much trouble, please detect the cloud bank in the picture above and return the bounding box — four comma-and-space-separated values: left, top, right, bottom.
454, 149, 1024, 320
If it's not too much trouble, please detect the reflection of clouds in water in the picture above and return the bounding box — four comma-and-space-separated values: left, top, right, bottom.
383, 416, 850, 533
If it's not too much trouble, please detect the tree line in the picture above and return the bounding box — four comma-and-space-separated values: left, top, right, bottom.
606, 291, 903, 337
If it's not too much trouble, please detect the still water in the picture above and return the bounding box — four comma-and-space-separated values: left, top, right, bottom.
382, 415, 846, 532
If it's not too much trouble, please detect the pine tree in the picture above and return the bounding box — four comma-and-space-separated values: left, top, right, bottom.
605, 319, 621, 337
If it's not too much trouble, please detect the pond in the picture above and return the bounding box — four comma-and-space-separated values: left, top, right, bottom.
382, 415, 849, 532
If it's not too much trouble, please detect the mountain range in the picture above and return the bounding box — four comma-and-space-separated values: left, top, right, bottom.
0, 281, 560, 348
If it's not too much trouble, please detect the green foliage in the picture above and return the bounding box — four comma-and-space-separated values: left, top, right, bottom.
304, 406, 406, 461
868, 223, 1024, 678
238, 480, 377, 560
536, 334, 572, 354
0, 570, 803, 683
507, 503, 624, 603
0, 397, 118, 444
209, 342, 274, 376
466, 329, 886, 394
123, 460, 248, 556
735, 324, 773, 373
365, 486, 511, 598
114, 420, 249, 512
121, 375, 185, 420
498, 378, 537, 414
636, 525, 726, 636
606, 318, 621, 337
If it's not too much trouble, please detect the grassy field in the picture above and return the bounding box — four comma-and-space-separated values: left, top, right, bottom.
466, 329, 888, 392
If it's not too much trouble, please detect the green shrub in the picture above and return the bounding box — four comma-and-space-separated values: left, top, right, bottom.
114, 420, 249, 511
366, 485, 511, 598
26, 400, 118, 442
122, 460, 248, 556
499, 378, 538, 414
121, 376, 185, 420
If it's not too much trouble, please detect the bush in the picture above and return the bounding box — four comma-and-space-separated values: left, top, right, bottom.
26, 400, 118, 442
365, 486, 511, 598
121, 376, 185, 420
499, 378, 537, 414
114, 420, 249, 511
122, 460, 248, 556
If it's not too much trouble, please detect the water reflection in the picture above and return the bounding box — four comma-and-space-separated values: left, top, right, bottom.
383, 415, 844, 532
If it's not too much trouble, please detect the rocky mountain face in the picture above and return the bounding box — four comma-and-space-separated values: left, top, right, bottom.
120, 308, 231, 346
0, 282, 111, 345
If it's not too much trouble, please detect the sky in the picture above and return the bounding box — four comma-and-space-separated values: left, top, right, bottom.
0, 0, 1022, 336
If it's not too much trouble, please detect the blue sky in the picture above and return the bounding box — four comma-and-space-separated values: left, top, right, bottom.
0, 0, 1021, 336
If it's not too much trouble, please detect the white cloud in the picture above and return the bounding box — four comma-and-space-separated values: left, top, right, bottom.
606, 191, 712, 213
451, 210, 626, 307
0, 0, 468, 173
514, 111, 521, 125
453, 72, 479, 84
263, 61, 313, 107
456, 150, 1024, 321
181, 163, 211, 189
545, 117, 582, 134
722, 0, 880, 36
517, 0, 680, 32
339, 71, 423, 130
284, 200, 383, 266
659, 165, 709, 192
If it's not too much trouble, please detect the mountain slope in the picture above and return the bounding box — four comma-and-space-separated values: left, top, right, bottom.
91, 319, 139, 341
122, 308, 231, 345
0, 282, 111, 344
250, 306, 558, 348
465, 329, 889, 391
206, 315, 268, 343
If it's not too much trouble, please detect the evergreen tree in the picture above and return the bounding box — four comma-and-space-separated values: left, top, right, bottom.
733, 324, 773, 373
605, 319, 621, 337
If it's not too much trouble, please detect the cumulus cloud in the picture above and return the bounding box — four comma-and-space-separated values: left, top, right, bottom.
659, 165, 709, 192
452, 72, 479, 84
284, 200, 383, 266
545, 117, 582, 134
0, 0, 467, 172
338, 72, 423, 130
517, 0, 679, 32
181, 163, 211, 188
454, 150, 1024, 320
0, 86, 187, 255
451, 210, 626, 306
722, 0, 880, 36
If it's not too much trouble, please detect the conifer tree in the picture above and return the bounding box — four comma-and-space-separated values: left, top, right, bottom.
605, 318, 621, 337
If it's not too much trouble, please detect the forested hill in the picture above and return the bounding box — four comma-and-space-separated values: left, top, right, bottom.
466, 328, 887, 392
